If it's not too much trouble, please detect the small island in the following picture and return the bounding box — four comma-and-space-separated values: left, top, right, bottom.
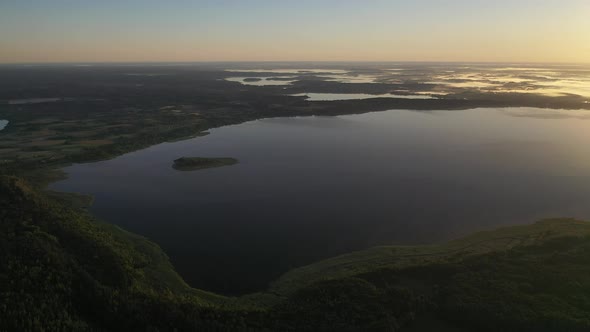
172, 157, 238, 171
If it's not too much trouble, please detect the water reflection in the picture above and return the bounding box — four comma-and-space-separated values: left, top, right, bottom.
226, 77, 295, 86
222, 65, 590, 98
51, 107, 590, 294
292, 93, 436, 101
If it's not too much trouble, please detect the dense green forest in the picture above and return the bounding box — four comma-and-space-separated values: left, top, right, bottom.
2, 175, 590, 331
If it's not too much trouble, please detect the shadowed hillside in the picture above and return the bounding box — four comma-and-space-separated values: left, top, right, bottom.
2, 175, 590, 331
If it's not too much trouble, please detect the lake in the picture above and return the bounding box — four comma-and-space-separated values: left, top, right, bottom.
225, 77, 296, 86
51, 107, 590, 294
291, 93, 436, 101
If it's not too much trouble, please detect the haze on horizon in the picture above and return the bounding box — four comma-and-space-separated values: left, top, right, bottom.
1, 0, 589, 64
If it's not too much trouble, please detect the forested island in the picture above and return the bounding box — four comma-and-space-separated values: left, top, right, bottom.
172, 157, 238, 171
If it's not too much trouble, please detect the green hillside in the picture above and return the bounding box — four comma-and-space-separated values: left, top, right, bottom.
2, 175, 590, 331
0, 176, 253, 331
268, 218, 590, 298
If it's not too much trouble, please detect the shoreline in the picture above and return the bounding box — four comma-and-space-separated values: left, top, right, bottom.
35, 108, 590, 296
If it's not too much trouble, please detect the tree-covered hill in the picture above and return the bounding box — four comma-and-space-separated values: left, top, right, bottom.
0, 176, 259, 331
2, 175, 590, 331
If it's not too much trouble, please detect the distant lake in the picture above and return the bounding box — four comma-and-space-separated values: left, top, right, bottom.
226, 77, 295, 86
51, 108, 590, 294
292, 93, 436, 101
0, 120, 8, 131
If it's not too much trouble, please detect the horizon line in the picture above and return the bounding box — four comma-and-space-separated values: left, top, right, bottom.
1, 60, 590, 66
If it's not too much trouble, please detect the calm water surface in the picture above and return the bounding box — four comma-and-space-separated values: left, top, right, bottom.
292, 92, 435, 101
51, 108, 590, 294
225, 77, 296, 86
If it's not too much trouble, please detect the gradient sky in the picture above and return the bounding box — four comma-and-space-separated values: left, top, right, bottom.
1, 0, 589, 63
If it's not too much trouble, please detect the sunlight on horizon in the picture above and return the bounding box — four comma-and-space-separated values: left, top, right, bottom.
1, 0, 590, 63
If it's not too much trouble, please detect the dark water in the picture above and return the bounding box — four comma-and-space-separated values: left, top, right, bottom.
51, 108, 590, 294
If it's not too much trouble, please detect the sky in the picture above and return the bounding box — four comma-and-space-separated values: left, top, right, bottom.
1, 0, 589, 63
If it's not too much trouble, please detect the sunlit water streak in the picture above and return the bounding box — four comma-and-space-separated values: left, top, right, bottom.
291, 93, 435, 101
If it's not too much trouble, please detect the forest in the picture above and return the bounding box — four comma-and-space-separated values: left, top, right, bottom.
2, 174, 590, 331
2, 65, 590, 331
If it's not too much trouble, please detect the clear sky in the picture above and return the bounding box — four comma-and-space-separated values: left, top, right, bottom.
1, 0, 589, 63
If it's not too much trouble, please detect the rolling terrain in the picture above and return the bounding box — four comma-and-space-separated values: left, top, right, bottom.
2, 175, 590, 331
2, 64, 590, 331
